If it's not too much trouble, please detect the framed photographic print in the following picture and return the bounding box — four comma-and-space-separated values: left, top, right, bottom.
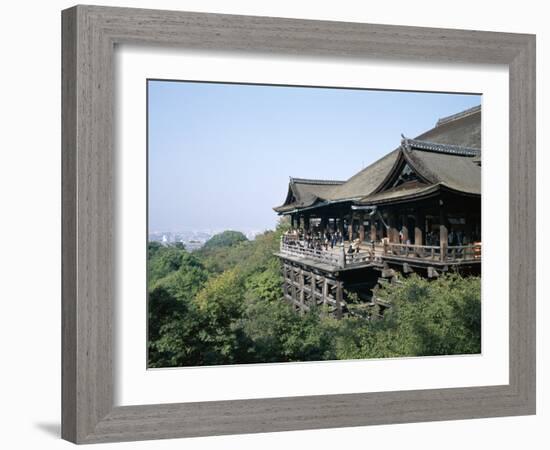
62, 5, 536, 444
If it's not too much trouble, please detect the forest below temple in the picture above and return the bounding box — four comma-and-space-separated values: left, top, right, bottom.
148, 221, 481, 368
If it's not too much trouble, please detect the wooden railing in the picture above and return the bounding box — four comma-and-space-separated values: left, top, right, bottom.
383, 242, 481, 262
280, 240, 343, 267
383, 242, 441, 260
446, 244, 482, 262
345, 249, 375, 267
280, 237, 481, 268
280, 237, 376, 269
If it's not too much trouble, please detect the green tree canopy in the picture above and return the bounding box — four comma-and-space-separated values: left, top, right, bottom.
147, 223, 481, 368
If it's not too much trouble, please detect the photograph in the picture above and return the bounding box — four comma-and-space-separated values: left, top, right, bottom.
147, 81, 482, 368
1, 0, 542, 446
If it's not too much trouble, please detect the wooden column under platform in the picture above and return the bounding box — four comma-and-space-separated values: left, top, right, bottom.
281, 260, 346, 318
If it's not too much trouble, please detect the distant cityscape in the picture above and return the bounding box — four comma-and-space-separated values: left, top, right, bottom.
148, 228, 265, 251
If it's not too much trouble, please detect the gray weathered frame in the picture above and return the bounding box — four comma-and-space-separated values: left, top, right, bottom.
61, 4, 536, 444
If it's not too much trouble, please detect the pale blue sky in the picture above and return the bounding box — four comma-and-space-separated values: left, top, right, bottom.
148, 80, 480, 233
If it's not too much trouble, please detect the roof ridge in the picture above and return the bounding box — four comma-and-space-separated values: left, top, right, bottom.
436, 105, 481, 127
401, 136, 481, 157
290, 177, 345, 185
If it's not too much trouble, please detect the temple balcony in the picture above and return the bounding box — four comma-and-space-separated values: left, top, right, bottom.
277, 236, 481, 272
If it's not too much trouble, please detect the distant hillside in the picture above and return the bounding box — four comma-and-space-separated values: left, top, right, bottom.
202, 230, 247, 250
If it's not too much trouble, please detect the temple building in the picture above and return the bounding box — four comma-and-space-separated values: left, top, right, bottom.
273, 105, 482, 317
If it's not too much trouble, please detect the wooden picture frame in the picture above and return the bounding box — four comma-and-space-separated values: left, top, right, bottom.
61, 5, 536, 444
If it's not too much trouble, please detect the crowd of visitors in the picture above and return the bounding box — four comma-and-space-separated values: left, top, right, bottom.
283, 225, 479, 254
283, 228, 345, 251
283, 228, 365, 254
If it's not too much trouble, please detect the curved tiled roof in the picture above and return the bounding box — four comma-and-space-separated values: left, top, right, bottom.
273, 178, 345, 213
415, 105, 481, 149
403, 141, 481, 195
274, 105, 482, 213
324, 150, 400, 202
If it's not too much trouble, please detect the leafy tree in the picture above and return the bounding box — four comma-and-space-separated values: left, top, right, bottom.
245, 259, 282, 303
147, 251, 209, 367
147, 241, 163, 260
240, 297, 338, 363
148, 245, 190, 284
191, 269, 249, 365
334, 274, 481, 359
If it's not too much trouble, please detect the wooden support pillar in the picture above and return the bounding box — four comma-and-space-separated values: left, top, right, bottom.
311, 272, 316, 307
335, 281, 343, 319
348, 214, 354, 241
339, 245, 346, 268
282, 263, 288, 298
299, 268, 305, 312
439, 200, 448, 261
359, 213, 365, 242
464, 212, 473, 244
370, 221, 377, 242
339, 211, 345, 235
401, 214, 409, 243
290, 215, 295, 229
290, 266, 297, 305
388, 211, 398, 243
414, 211, 424, 246
322, 278, 329, 308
